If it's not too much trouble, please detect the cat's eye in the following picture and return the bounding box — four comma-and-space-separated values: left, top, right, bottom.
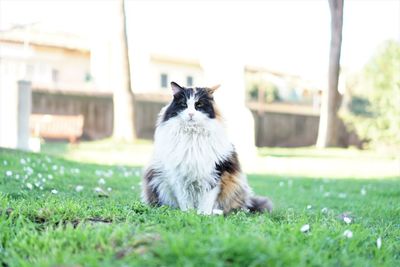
180, 102, 187, 108
195, 102, 204, 108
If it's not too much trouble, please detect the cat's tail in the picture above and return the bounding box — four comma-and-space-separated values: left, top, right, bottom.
247, 196, 273, 213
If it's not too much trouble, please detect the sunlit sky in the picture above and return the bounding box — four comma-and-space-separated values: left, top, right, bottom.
1, 0, 399, 85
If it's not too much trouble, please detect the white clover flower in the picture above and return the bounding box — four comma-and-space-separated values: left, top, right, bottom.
107, 187, 112, 192
26, 183, 33, 190
51, 189, 58, 194
321, 207, 328, 213
279, 181, 285, 187
48, 174, 53, 180
131, 185, 135, 190
26, 167, 33, 175
361, 188, 367, 196
52, 165, 58, 171
6, 171, 12, 177
39, 186, 44, 190
75, 185, 84, 192
94, 187, 103, 193
377, 237, 382, 249
38, 173, 42, 178
343, 230, 353, 238
307, 205, 312, 209
300, 224, 310, 233
343, 216, 352, 224
20, 158, 26, 165
338, 193, 347, 199
98, 178, 106, 185
15, 174, 20, 180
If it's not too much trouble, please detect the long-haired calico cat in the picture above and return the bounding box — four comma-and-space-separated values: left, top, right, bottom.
142, 82, 272, 215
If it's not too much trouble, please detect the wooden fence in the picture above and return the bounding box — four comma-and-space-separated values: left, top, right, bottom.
32, 88, 113, 140
31, 89, 357, 147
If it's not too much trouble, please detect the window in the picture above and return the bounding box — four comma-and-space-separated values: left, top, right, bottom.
160, 73, 168, 88
85, 72, 93, 82
26, 64, 34, 80
52, 69, 59, 83
186, 76, 193, 87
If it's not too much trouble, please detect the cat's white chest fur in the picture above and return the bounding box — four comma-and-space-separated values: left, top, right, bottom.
150, 118, 233, 209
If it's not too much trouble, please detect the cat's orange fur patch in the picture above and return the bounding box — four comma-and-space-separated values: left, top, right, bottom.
218, 172, 246, 213
213, 104, 224, 122
143, 168, 159, 205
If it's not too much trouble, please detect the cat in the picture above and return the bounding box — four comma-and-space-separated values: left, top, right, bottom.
141, 81, 272, 215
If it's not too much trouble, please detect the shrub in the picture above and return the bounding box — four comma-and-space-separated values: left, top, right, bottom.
248, 82, 281, 103
342, 40, 400, 149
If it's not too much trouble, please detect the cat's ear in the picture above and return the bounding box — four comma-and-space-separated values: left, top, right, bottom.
207, 84, 221, 95
171, 82, 183, 95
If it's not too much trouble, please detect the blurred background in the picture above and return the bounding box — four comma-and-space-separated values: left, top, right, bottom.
0, 0, 399, 177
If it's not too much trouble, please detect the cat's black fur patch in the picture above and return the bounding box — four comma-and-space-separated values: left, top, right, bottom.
162, 87, 215, 122
143, 168, 161, 206
247, 196, 273, 213
194, 88, 216, 119
163, 90, 190, 122
215, 150, 241, 178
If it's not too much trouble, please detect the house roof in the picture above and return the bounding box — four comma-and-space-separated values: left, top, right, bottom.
245, 65, 302, 80
245, 65, 322, 91
149, 54, 306, 81
150, 54, 202, 68
0, 24, 89, 53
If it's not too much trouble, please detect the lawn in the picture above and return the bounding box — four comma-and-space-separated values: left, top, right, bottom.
0, 144, 399, 266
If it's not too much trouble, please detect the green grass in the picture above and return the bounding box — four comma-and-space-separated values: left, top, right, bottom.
258, 146, 398, 159
41, 140, 400, 178
1, 147, 399, 266
41, 139, 153, 167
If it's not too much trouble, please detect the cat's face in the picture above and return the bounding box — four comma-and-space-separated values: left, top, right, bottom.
162, 82, 220, 125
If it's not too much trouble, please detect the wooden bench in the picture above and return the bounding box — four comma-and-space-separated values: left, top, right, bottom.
30, 114, 84, 143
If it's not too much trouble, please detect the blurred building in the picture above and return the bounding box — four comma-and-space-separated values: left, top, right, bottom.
0, 23, 328, 149
0, 24, 92, 91
245, 65, 322, 108
148, 54, 204, 91
0, 23, 319, 102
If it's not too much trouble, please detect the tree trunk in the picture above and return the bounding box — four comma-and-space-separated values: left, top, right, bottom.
113, 0, 136, 141
316, 0, 344, 148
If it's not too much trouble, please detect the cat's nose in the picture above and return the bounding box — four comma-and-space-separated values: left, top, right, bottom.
188, 113, 194, 118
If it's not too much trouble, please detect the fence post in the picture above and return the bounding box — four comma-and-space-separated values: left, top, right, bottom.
17, 80, 32, 150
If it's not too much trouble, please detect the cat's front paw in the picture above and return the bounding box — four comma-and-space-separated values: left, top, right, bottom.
212, 209, 224, 215
197, 209, 213, 215
197, 208, 223, 216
